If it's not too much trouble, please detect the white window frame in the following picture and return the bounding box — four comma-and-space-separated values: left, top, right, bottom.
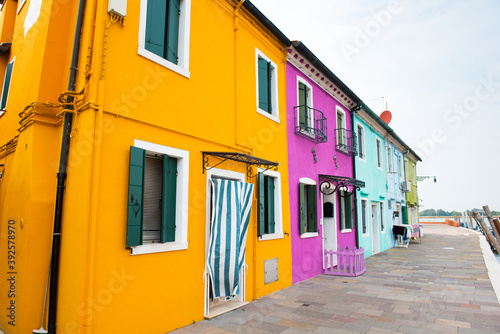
339, 188, 353, 233
376, 138, 382, 170
130, 139, 190, 255
357, 124, 365, 162
299, 177, 318, 239
138, 0, 191, 78
361, 198, 369, 236
17, 0, 27, 14
255, 48, 279, 123
258, 168, 284, 241
296, 76, 314, 135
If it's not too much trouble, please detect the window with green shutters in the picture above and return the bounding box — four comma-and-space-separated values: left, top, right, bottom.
139, 0, 191, 78
0, 59, 14, 110
145, 0, 180, 64
258, 174, 275, 236
339, 190, 353, 231
258, 57, 272, 113
255, 49, 279, 122
127, 146, 178, 247
299, 182, 318, 234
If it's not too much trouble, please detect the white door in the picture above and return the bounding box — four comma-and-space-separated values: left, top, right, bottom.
371, 203, 380, 254
322, 193, 337, 268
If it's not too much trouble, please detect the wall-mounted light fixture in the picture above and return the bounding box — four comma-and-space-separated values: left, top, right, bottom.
417, 175, 437, 183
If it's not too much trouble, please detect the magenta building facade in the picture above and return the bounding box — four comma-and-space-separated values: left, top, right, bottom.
286, 42, 364, 283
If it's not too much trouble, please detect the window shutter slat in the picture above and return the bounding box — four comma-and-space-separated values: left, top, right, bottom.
127, 146, 145, 247
145, 0, 167, 58
299, 183, 305, 234
307, 185, 317, 233
143, 156, 163, 243
258, 58, 269, 112
266, 176, 275, 234
166, 0, 180, 63
257, 173, 265, 236
1, 61, 13, 110
161, 155, 177, 242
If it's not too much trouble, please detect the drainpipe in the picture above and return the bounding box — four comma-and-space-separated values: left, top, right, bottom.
47, 0, 87, 333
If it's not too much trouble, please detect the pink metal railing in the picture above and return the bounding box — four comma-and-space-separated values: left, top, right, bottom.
324, 247, 365, 277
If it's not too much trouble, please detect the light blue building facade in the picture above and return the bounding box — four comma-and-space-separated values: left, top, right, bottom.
353, 105, 390, 257
386, 140, 407, 233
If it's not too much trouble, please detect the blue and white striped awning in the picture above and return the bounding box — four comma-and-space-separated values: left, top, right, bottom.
206, 178, 254, 298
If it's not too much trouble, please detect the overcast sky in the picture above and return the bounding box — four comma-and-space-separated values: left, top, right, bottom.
250, 0, 500, 212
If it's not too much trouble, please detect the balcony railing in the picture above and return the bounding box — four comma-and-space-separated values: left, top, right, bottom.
334, 128, 357, 156
294, 105, 327, 143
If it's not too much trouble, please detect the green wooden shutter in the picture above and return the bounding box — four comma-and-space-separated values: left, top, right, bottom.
258, 58, 269, 112
266, 176, 275, 234
161, 155, 177, 242
127, 146, 145, 247
145, 0, 167, 58
166, 0, 180, 64
267, 61, 272, 113
1, 61, 13, 110
298, 82, 307, 129
346, 196, 353, 230
402, 206, 408, 225
299, 183, 305, 234
307, 185, 317, 233
257, 173, 265, 236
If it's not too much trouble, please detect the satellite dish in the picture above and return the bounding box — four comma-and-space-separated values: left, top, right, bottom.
380, 110, 392, 125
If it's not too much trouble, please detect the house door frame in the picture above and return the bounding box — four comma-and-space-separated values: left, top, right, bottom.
371, 202, 380, 254
204, 167, 247, 318
322, 191, 337, 269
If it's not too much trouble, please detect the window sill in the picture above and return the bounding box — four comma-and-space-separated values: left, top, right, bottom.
138, 47, 190, 79
256, 107, 280, 123
300, 232, 318, 239
259, 232, 284, 241
130, 241, 188, 255
340, 229, 352, 234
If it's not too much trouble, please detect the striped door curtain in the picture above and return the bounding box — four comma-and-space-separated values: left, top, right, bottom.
207, 178, 254, 299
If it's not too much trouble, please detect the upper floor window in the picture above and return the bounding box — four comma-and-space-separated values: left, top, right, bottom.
255, 48, 279, 122
398, 155, 402, 179
0, 58, 14, 113
138, 0, 191, 78
335, 107, 357, 156
404, 159, 409, 182
387, 146, 392, 172
376, 138, 382, 169
127, 140, 189, 255
357, 125, 365, 160
297, 79, 312, 132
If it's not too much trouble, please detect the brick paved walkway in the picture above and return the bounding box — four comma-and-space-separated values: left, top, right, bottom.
172, 225, 500, 333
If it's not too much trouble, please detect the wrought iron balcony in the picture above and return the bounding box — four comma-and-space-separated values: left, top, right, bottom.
334, 128, 357, 156
294, 105, 327, 143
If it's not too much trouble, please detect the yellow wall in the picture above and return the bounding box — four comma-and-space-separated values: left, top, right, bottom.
1, 0, 292, 333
